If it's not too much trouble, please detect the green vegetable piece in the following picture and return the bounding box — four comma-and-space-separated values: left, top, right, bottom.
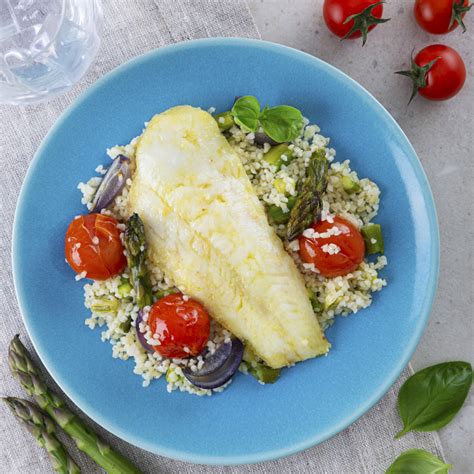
287, 196, 297, 208
249, 365, 280, 384
119, 317, 132, 333
154, 289, 174, 301
90, 297, 118, 314
8, 336, 142, 474
165, 367, 174, 383
341, 176, 361, 194
324, 293, 342, 311
165, 366, 184, 384
361, 224, 385, 254
231, 96, 260, 132
307, 288, 323, 313
273, 178, 287, 194
268, 206, 288, 225
259, 105, 304, 143
214, 111, 234, 131
123, 213, 153, 308
3, 397, 81, 474
243, 347, 280, 384
386, 449, 452, 474
395, 361, 473, 438
264, 143, 294, 171
286, 148, 328, 241
118, 282, 132, 298
268, 196, 297, 225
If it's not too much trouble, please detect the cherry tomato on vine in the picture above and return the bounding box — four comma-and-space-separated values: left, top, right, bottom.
147, 293, 210, 359
396, 44, 466, 103
298, 216, 365, 278
323, 0, 390, 45
65, 213, 126, 280
414, 0, 472, 35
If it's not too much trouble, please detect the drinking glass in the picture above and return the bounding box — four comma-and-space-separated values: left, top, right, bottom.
0, 0, 102, 105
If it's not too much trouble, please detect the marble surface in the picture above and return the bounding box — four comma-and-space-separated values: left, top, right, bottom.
248, 0, 473, 472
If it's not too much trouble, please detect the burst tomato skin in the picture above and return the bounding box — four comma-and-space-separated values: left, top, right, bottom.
148, 293, 210, 359
65, 213, 126, 280
298, 216, 365, 278
414, 0, 470, 34
323, 0, 384, 39
416, 45, 466, 100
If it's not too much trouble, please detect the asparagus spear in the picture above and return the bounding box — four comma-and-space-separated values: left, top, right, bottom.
3, 397, 80, 474
286, 148, 328, 241
123, 213, 153, 308
8, 335, 142, 474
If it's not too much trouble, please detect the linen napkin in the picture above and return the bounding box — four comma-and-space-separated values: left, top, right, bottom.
0, 1, 445, 472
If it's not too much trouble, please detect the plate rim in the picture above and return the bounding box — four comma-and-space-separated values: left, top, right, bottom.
12, 37, 440, 465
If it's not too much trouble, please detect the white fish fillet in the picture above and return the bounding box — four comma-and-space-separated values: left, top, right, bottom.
129, 106, 329, 368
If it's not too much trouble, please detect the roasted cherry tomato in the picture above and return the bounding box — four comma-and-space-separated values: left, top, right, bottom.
323, 0, 390, 45
414, 0, 472, 35
299, 216, 365, 278
397, 44, 466, 103
65, 213, 126, 280
148, 293, 210, 359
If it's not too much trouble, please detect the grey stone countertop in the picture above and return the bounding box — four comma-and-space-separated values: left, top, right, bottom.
248, 0, 473, 472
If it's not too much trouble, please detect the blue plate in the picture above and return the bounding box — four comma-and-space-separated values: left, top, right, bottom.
13, 38, 439, 465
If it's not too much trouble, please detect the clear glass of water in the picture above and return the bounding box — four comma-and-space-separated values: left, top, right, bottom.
0, 0, 102, 105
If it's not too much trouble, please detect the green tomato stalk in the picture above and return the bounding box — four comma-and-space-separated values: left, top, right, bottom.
342, 1, 390, 46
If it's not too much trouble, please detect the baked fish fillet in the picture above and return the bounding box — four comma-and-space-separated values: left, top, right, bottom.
128, 106, 329, 368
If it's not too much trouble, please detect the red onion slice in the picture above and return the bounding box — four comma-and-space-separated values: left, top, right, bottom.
90, 154, 130, 212
254, 131, 280, 146
183, 338, 244, 389
135, 310, 154, 353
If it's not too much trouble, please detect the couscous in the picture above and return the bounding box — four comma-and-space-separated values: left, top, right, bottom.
66, 97, 387, 396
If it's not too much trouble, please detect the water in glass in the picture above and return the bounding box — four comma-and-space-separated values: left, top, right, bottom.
0, 0, 102, 105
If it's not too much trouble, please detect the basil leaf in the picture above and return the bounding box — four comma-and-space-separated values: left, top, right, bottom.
231, 96, 260, 132
386, 449, 452, 474
260, 105, 304, 143
396, 361, 472, 438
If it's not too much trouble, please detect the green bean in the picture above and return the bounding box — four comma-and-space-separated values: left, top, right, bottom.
90, 297, 118, 314
341, 176, 361, 194
214, 111, 234, 131
117, 282, 132, 298
263, 143, 293, 171
307, 288, 323, 313
153, 289, 174, 301
243, 347, 280, 384
361, 224, 384, 254
268, 196, 297, 225
248, 364, 280, 384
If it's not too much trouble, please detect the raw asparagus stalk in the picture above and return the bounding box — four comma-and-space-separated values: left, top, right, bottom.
8, 335, 142, 474
123, 213, 153, 308
286, 148, 328, 241
3, 397, 80, 474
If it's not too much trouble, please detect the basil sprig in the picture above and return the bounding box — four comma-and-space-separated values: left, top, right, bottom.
260, 105, 304, 143
386, 449, 452, 474
396, 361, 472, 438
231, 96, 304, 143
231, 96, 260, 132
